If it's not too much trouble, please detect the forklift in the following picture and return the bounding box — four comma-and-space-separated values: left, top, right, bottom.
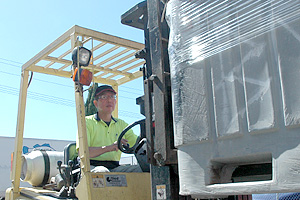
5, 25, 152, 200
7, 0, 300, 199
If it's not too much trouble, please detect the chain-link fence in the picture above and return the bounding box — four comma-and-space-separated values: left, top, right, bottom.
252, 192, 300, 200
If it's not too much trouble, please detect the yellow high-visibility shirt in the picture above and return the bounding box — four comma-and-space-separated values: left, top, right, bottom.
76, 114, 138, 161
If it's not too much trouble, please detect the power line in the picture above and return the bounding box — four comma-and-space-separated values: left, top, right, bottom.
0, 57, 23, 65
0, 70, 20, 77
119, 110, 144, 120
0, 69, 141, 100
119, 88, 142, 96
0, 59, 144, 94
0, 59, 144, 107
0, 60, 22, 69
0, 84, 75, 107
0, 84, 142, 119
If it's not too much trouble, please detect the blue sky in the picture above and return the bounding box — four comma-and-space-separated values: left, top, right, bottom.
0, 0, 145, 141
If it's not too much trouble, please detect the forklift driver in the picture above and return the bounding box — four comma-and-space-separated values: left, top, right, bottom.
76, 85, 142, 172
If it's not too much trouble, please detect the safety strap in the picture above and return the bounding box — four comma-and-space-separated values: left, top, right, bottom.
40, 150, 50, 186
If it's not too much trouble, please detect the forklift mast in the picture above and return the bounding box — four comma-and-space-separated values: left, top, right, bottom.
122, 1, 187, 199
127, 1, 300, 199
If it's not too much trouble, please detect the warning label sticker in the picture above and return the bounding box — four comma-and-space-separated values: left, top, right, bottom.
92, 174, 105, 188
105, 174, 127, 187
156, 185, 166, 200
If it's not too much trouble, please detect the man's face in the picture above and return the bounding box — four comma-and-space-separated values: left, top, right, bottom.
93, 91, 116, 114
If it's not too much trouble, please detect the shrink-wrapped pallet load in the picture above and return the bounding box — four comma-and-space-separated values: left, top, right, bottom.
166, 0, 300, 198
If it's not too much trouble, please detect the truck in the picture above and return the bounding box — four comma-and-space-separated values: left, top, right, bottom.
5, 0, 300, 199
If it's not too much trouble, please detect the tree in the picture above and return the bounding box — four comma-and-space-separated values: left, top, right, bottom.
85, 83, 98, 116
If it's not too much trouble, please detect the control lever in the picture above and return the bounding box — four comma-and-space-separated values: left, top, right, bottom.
57, 161, 67, 187
57, 161, 68, 197
68, 160, 74, 187
68, 160, 76, 198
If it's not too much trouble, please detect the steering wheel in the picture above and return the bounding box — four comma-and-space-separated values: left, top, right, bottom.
117, 119, 145, 154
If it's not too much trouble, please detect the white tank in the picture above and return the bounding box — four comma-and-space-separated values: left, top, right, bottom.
20, 150, 64, 186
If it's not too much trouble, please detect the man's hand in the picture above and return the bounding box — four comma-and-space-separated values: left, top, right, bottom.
89, 139, 129, 157
109, 139, 128, 152
120, 138, 129, 146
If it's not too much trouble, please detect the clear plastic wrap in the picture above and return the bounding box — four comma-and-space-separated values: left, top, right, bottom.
167, 0, 300, 145
166, 0, 300, 198
167, 0, 300, 65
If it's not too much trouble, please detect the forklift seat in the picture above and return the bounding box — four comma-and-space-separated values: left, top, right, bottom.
64, 142, 78, 165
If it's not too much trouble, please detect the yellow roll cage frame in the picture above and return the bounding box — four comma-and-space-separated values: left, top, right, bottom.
8, 25, 149, 200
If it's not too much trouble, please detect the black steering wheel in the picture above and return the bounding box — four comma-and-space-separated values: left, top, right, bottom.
117, 119, 145, 154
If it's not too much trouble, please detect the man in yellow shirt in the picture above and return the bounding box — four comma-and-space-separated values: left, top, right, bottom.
77, 85, 141, 172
